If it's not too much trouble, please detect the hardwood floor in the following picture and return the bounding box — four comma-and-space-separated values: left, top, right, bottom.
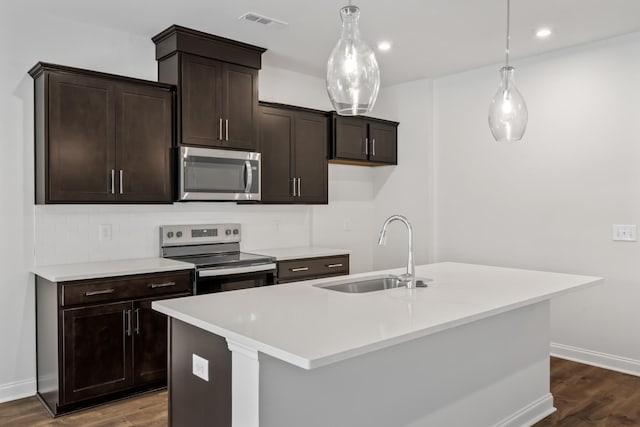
0, 390, 168, 427
1, 358, 639, 426
534, 358, 640, 426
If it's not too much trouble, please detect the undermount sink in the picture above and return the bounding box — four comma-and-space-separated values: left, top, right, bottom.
315, 275, 430, 294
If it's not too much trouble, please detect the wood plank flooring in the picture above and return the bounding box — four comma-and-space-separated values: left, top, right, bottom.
0, 390, 167, 427
1, 358, 639, 426
535, 358, 640, 426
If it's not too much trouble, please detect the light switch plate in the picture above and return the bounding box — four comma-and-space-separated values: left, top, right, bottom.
612, 224, 637, 242
192, 353, 209, 381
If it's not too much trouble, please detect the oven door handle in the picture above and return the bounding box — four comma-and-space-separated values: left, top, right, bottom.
244, 160, 253, 193
198, 263, 276, 278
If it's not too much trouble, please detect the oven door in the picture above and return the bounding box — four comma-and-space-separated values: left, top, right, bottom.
180, 146, 261, 201
195, 263, 276, 295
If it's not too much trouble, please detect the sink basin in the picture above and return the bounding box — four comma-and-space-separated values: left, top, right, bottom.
315, 275, 429, 293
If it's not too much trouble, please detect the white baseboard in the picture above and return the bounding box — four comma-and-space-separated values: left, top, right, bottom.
494, 393, 555, 427
551, 342, 640, 377
0, 378, 36, 404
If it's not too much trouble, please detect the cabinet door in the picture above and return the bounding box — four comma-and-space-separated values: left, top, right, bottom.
333, 116, 368, 161
223, 64, 259, 151
133, 295, 188, 387
293, 111, 328, 204
48, 72, 116, 202
368, 121, 398, 165
181, 54, 224, 147
258, 106, 294, 203
115, 83, 173, 202
62, 301, 133, 404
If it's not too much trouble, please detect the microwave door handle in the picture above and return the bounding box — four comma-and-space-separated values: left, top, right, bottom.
244, 160, 253, 193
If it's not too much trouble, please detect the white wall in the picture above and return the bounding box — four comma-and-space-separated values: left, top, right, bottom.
434, 32, 640, 373
0, 11, 375, 401
370, 80, 435, 270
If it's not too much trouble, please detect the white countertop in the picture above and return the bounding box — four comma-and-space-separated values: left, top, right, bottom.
153, 262, 602, 370
249, 246, 350, 261
32, 257, 195, 282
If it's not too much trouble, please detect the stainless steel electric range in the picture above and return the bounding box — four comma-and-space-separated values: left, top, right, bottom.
160, 223, 276, 295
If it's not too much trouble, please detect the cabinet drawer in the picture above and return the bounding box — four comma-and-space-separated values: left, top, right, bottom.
61, 271, 192, 307
277, 255, 349, 282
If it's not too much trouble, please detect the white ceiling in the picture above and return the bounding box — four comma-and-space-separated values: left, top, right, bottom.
27, 0, 640, 86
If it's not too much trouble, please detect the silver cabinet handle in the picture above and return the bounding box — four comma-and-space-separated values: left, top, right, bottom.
225, 119, 229, 141
290, 267, 309, 272
244, 160, 253, 193
372, 138, 376, 156
125, 309, 132, 337
119, 170, 124, 195
110, 170, 115, 194
134, 308, 140, 335
363, 138, 368, 155
291, 177, 297, 197
149, 281, 176, 289
296, 178, 301, 197
327, 263, 344, 268
85, 288, 115, 296
219, 118, 223, 140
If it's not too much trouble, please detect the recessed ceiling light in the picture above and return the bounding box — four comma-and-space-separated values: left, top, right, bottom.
535, 27, 552, 39
377, 41, 392, 51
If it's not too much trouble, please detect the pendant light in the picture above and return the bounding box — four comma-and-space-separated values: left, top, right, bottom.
326, 1, 380, 116
488, 0, 528, 141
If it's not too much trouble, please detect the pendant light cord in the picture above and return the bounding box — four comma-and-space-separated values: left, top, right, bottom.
505, 0, 510, 67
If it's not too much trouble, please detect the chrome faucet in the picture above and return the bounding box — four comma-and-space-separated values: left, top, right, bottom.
377, 215, 416, 289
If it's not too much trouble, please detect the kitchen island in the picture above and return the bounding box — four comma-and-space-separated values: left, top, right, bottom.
153, 262, 602, 427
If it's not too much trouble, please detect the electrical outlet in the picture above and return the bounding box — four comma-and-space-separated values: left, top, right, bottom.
99, 224, 112, 241
192, 354, 209, 381
343, 218, 351, 231
612, 224, 637, 242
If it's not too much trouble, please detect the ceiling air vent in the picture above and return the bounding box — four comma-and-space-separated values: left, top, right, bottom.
239, 12, 288, 29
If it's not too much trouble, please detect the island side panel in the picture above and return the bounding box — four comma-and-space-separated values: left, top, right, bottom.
258, 301, 552, 427
168, 318, 232, 427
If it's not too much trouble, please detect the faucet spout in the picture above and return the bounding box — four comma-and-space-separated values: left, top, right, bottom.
377, 215, 415, 288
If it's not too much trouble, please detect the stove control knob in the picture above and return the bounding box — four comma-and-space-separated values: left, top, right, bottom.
167, 232, 174, 238
176, 231, 183, 238
233, 229, 239, 235
225, 229, 232, 236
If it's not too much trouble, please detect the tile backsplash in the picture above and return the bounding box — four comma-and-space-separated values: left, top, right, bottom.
34, 203, 312, 265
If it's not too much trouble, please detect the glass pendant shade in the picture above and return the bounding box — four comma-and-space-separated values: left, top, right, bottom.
488, 66, 528, 141
326, 5, 380, 116
488, 0, 528, 142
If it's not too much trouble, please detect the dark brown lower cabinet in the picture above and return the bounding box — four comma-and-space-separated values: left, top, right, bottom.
62, 302, 133, 404
133, 297, 174, 385
36, 270, 192, 416
276, 254, 350, 284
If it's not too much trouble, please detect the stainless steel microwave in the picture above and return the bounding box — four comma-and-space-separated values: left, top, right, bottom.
179, 147, 261, 201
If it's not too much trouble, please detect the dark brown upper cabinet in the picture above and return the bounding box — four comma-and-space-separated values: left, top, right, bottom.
153, 25, 266, 152
29, 63, 174, 204
329, 113, 399, 166
259, 103, 328, 204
